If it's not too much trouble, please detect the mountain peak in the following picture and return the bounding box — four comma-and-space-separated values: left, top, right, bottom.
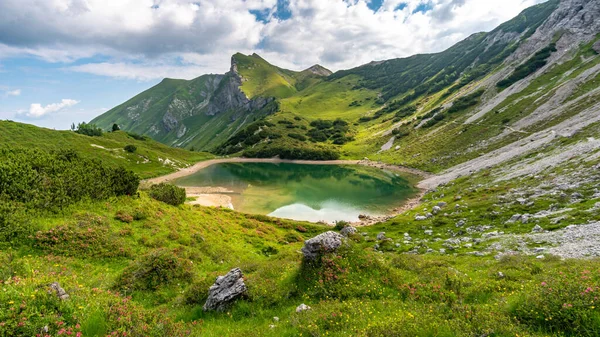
303, 64, 332, 76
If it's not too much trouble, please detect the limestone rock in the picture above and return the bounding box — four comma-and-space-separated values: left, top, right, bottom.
376, 232, 386, 240
49, 282, 69, 300
340, 226, 357, 237
296, 303, 311, 313
203, 268, 247, 311
301, 231, 344, 260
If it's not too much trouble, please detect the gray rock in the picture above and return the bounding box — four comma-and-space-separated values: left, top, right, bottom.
432, 206, 441, 215
424, 230, 433, 236
456, 220, 466, 227
439, 248, 446, 254
533, 247, 546, 254
273, 317, 279, 322
498, 272, 505, 278
536, 255, 545, 259
572, 192, 583, 199
531, 225, 544, 233
203, 268, 247, 311
507, 214, 522, 223
521, 214, 530, 224
426, 213, 433, 218
49, 282, 69, 300
377, 232, 386, 240
340, 226, 357, 237
594, 40, 600, 54
415, 215, 427, 221
296, 303, 311, 313
437, 202, 447, 207
301, 231, 344, 260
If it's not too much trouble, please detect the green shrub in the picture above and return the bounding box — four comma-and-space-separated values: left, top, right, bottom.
114, 249, 194, 291
0, 200, 31, 245
334, 220, 349, 231
288, 133, 307, 141
112, 123, 120, 131
71, 122, 103, 136
33, 222, 131, 258
508, 267, 600, 336
124, 144, 137, 153
126, 132, 147, 141
0, 147, 140, 212
149, 183, 186, 206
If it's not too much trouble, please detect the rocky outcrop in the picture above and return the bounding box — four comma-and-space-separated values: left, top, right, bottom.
340, 226, 357, 237
301, 231, 344, 260
203, 268, 247, 311
205, 56, 273, 116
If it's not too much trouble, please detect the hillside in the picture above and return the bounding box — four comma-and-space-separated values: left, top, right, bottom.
3, 0, 600, 336
0, 120, 213, 178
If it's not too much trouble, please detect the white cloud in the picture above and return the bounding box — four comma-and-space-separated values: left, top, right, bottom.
21, 99, 79, 118
6, 89, 20, 96
0, 0, 548, 77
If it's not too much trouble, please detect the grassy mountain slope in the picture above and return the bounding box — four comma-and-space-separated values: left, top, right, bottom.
2, 119, 600, 336
0, 120, 212, 178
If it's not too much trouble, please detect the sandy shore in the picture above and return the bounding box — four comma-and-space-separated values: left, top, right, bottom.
143, 157, 434, 224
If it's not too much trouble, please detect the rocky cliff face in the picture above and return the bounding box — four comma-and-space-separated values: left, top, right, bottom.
205, 56, 272, 116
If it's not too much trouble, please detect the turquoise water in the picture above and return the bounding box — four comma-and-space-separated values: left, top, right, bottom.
173, 162, 417, 223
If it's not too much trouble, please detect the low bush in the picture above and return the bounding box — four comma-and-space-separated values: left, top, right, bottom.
148, 183, 186, 206
71, 122, 103, 136
33, 223, 131, 258
508, 268, 600, 336
124, 144, 137, 153
0, 147, 140, 212
114, 249, 194, 291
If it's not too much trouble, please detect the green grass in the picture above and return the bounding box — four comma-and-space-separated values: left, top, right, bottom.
0, 121, 213, 178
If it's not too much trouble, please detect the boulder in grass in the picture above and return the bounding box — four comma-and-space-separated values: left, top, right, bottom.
301, 231, 344, 260
203, 268, 247, 311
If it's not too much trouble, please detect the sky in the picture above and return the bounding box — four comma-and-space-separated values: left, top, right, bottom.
0, 0, 547, 129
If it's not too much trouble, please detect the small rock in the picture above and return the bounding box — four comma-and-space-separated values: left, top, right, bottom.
454, 195, 462, 201
432, 206, 441, 215
507, 214, 522, 223
536, 255, 545, 259
296, 303, 311, 313
415, 215, 427, 221
439, 248, 446, 254
533, 247, 546, 254
498, 272, 505, 278
456, 220, 466, 227
273, 317, 279, 322
437, 202, 447, 207
376, 232, 386, 240
269, 324, 276, 329
424, 230, 433, 235
203, 268, 247, 311
531, 225, 544, 233
426, 213, 433, 218
340, 226, 357, 237
301, 231, 344, 260
571, 192, 583, 199
49, 282, 69, 300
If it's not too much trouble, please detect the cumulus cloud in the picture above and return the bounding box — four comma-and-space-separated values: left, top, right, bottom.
5, 89, 20, 96
21, 99, 80, 119
0, 0, 547, 77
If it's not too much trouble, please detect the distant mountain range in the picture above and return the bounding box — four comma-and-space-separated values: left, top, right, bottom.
92, 0, 600, 171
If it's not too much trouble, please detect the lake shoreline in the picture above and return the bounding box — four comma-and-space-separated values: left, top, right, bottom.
143, 157, 434, 225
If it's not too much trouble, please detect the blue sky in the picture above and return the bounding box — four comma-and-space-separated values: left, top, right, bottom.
0, 0, 545, 129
